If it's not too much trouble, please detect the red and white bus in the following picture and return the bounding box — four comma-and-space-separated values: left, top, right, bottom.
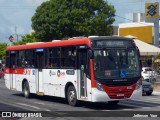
4, 36, 142, 106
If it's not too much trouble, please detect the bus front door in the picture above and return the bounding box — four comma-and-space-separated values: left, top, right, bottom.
10, 53, 16, 89
36, 52, 44, 94
78, 50, 87, 98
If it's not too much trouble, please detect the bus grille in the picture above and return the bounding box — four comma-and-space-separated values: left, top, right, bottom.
102, 84, 136, 99
106, 81, 135, 87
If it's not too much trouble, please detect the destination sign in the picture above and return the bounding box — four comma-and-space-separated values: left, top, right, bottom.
92, 40, 134, 48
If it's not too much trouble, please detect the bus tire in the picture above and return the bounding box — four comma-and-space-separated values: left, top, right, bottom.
108, 101, 119, 105
23, 81, 31, 98
67, 86, 78, 106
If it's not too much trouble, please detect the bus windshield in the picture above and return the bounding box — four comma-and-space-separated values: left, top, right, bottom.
93, 49, 140, 79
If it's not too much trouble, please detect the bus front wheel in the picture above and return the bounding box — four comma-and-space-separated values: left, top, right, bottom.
23, 81, 31, 98
67, 86, 78, 106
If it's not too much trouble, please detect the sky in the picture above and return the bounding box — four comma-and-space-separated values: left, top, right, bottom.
0, 0, 159, 43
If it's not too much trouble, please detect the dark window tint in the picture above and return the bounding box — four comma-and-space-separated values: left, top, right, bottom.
25, 50, 35, 68
17, 50, 35, 68
46, 48, 60, 68
61, 47, 76, 68
5, 51, 10, 68
17, 51, 25, 67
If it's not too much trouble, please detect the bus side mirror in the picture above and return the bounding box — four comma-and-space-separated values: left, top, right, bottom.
88, 50, 94, 59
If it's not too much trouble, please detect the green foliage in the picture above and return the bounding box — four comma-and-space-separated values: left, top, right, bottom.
12, 33, 37, 45
0, 42, 8, 59
32, 0, 115, 42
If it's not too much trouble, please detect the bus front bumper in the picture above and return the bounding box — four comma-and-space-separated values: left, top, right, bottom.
91, 86, 142, 102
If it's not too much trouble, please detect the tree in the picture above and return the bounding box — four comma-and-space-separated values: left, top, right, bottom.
0, 42, 8, 59
12, 33, 37, 45
32, 0, 115, 42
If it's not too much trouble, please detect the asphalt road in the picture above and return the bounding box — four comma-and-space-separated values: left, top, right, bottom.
1, 78, 160, 120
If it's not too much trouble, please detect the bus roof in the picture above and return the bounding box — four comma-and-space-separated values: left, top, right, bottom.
6, 36, 134, 51
6, 37, 90, 51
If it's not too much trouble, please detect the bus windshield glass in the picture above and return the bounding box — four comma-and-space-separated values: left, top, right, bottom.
93, 49, 140, 79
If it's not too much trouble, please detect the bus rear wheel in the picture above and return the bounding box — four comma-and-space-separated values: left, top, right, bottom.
67, 86, 78, 106
23, 81, 31, 98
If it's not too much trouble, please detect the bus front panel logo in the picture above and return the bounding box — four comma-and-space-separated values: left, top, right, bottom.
57, 70, 61, 77
57, 70, 65, 77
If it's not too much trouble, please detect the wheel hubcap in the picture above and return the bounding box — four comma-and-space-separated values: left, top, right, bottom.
24, 86, 28, 96
69, 91, 75, 102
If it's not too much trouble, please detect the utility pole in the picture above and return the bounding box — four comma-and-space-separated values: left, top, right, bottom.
14, 26, 18, 42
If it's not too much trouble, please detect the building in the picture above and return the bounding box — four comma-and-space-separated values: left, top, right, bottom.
118, 13, 160, 44
119, 22, 153, 44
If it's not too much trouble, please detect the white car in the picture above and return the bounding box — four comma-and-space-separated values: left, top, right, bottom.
141, 67, 157, 82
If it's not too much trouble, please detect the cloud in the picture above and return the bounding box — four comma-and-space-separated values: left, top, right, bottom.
0, 0, 47, 43
24, 0, 48, 6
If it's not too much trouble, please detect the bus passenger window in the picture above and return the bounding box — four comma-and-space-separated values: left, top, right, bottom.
47, 48, 60, 68
61, 47, 76, 68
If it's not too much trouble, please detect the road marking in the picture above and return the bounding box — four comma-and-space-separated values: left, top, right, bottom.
120, 102, 142, 108
133, 98, 160, 104
33, 102, 45, 105
122, 109, 132, 110
139, 97, 160, 100
141, 107, 150, 109
16, 103, 41, 110
121, 100, 160, 108
101, 110, 111, 111
44, 109, 51, 111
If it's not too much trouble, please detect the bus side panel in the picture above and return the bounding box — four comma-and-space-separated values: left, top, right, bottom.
25, 69, 36, 94
13, 68, 36, 94
42, 69, 60, 97
4, 72, 11, 90
13, 68, 24, 92
4, 68, 12, 90
42, 69, 77, 98
59, 69, 78, 98
15, 74, 22, 91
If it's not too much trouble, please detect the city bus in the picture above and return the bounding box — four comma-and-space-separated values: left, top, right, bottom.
4, 36, 142, 106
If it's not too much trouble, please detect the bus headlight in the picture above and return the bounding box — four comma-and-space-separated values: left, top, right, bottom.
95, 81, 104, 91
136, 79, 142, 89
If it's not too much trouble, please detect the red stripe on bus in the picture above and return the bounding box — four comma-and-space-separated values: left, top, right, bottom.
6, 38, 91, 51
90, 59, 96, 88
5, 68, 25, 74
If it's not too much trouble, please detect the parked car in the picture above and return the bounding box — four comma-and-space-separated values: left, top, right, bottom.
141, 67, 157, 82
0, 69, 4, 79
142, 79, 153, 95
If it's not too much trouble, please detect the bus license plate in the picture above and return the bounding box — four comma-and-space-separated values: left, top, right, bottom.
117, 94, 124, 96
